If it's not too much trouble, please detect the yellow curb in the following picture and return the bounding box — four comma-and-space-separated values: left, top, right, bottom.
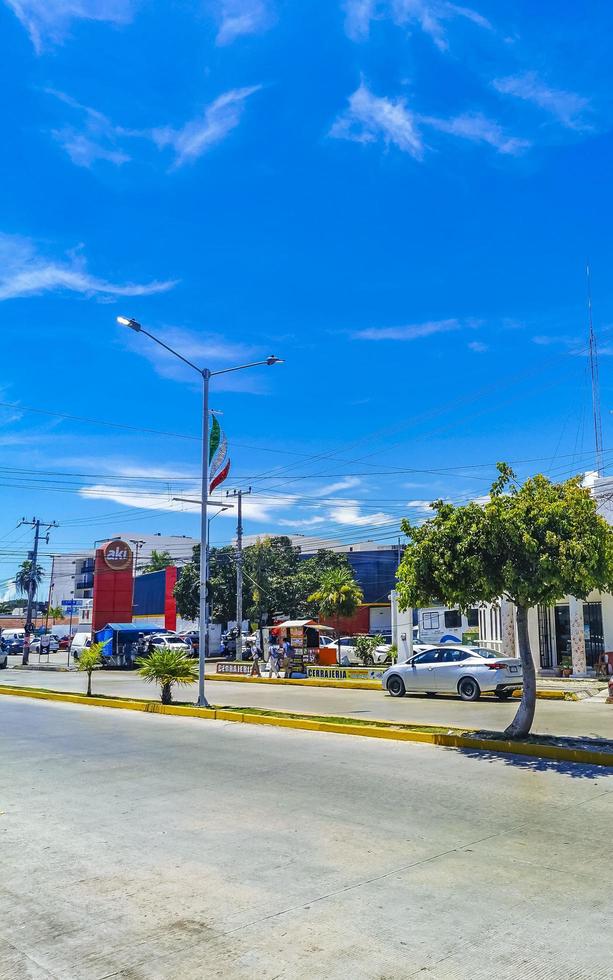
1, 684, 611, 767
204, 672, 575, 700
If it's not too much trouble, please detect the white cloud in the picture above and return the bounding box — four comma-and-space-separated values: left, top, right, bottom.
355, 318, 459, 341
424, 111, 530, 154
314, 476, 362, 496
152, 86, 261, 167
332, 83, 527, 159
330, 82, 424, 158
468, 340, 488, 352
0, 234, 176, 302
327, 501, 393, 526
344, 0, 492, 49
493, 72, 589, 130
46, 86, 260, 170
215, 0, 272, 44
5, 0, 134, 51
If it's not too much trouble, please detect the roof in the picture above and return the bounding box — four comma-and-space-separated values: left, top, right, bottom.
98, 622, 162, 632
272, 620, 330, 630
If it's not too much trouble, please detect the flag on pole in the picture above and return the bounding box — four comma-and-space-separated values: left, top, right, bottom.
209, 416, 231, 493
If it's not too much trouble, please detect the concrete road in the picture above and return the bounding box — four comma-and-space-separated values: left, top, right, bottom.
2, 665, 613, 739
1, 697, 612, 980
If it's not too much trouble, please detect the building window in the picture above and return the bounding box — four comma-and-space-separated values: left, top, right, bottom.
583, 602, 604, 669
537, 605, 554, 669
422, 611, 440, 630
444, 610, 461, 629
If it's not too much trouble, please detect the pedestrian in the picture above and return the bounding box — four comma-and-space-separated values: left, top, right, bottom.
268, 642, 280, 678
250, 646, 261, 676
282, 639, 293, 678
136, 633, 147, 659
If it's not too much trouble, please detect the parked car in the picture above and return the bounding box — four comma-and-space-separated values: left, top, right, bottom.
30, 634, 60, 654
322, 636, 390, 666
178, 631, 199, 657
70, 632, 93, 661
381, 645, 523, 701
147, 634, 191, 654
58, 635, 72, 650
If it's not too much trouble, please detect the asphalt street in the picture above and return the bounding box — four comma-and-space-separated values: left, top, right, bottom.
1, 664, 612, 738
1, 696, 612, 980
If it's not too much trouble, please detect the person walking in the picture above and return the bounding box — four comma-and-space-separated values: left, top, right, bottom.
250, 645, 262, 676
268, 641, 280, 678
282, 638, 293, 678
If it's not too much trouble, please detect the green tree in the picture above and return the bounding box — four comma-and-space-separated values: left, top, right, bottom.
48, 605, 64, 624
397, 465, 613, 738
141, 549, 175, 574
77, 642, 105, 697
137, 647, 198, 704
308, 568, 364, 664
15, 560, 44, 598
296, 550, 354, 618
355, 633, 385, 666
174, 558, 199, 622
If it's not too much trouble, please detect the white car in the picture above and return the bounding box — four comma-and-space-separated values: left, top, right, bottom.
147, 634, 191, 654
30, 634, 60, 654
323, 637, 391, 667
381, 645, 523, 701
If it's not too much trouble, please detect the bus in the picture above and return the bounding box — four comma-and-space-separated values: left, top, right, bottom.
416, 605, 479, 645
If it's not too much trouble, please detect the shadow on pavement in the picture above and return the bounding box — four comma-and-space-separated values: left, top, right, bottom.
455, 746, 613, 780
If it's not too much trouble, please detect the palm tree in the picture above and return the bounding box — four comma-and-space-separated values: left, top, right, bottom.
15, 560, 44, 598
308, 568, 364, 665
48, 605, 64, 624
141, 549, 174, 574
76, 642, 105, 697
137, 647, 198, 704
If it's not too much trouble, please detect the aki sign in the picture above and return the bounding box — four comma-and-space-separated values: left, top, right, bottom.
102, 540, 133, 572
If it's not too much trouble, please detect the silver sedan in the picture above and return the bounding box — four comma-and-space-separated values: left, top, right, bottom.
381, 645, 523, 701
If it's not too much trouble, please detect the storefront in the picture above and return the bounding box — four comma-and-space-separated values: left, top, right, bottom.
270, 619, 337, 671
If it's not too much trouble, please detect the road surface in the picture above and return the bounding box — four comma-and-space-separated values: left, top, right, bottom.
1, 664, 612, 738
1, 696, 612, 980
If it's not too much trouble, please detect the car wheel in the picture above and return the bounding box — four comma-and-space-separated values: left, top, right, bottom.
458, 677, 480, 701
496, 689, 514, 701
426, 691, 437, 697
386, 674, 406, 698
364, 654, 374, 666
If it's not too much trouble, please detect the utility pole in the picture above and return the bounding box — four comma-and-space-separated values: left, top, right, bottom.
129, 539, 145, 620
45, 554, 57, 632
587, 263, 604, 477
18, 518, 58, 665
226, 488, 251, 660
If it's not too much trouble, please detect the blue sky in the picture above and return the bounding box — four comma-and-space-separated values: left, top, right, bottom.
0, 0, 612, 588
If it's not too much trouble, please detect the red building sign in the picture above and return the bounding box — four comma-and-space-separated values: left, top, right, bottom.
91, 540, 134, 631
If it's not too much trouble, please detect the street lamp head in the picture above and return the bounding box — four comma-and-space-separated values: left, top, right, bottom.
116, 316, 142, 332
266, 355, 284, 366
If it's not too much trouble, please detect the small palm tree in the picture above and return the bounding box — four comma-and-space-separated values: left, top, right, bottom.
48, 605, 63, 624
308, 568, 364, 665
77, 642, 105, 697
137, 647, 198, 704
15, 560, 44, 598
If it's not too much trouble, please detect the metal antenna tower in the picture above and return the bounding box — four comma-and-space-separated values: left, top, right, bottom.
587, 263, 604, 477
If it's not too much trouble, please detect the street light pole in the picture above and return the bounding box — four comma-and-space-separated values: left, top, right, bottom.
116, 316, 283, 709
198, 369, 211, 707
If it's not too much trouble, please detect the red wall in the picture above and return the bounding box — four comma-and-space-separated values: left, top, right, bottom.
164, 566, 178, 631
320, 604, 371, 636
91, 549, 134, 632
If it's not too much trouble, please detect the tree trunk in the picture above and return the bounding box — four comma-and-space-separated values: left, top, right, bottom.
504, 604, 536, 739
161, 682, 172, 705
87, 672, 92, 697
336, 614, 341, 666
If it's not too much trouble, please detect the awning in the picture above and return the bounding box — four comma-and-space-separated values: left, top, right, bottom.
272, 620, 331, 631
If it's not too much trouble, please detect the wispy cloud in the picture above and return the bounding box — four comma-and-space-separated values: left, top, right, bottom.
330, 83, 424, 158
80, 482, 297, 522
151, 86, 262, 167
5, 0, 134, 51
344, 0, 492, 49
327, 501, 392, 527
493, 72, 590, 130
120, 326, 270, 392
215, 0, 272, 45
424, 111, 530, 154
0, 233, 176, 302
468, 340, 488, 353
332, 83, 527, 158
354, 318, 459, 341
47, 86, 260, 170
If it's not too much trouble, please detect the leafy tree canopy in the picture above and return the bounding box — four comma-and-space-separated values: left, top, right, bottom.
141, 549, 175, 574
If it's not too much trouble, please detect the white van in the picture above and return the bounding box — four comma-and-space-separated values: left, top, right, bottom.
70, 631, 92, 660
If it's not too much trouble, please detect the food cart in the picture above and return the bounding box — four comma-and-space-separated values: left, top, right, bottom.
269, 619, 338, 671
